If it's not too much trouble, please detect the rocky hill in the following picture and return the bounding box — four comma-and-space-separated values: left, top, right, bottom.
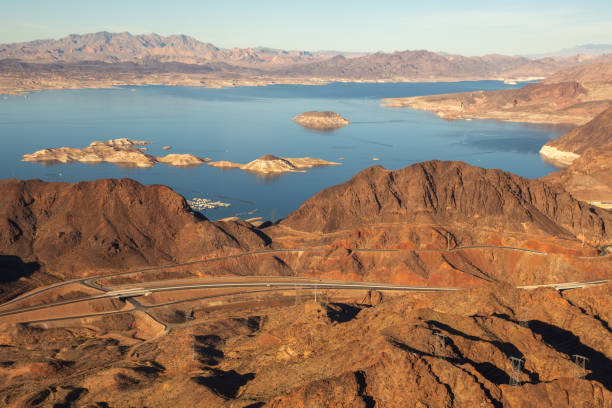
543, 106, 612, 156
541, 107, 612, 204
0, 178, 268, 299
281, 160, 611, 242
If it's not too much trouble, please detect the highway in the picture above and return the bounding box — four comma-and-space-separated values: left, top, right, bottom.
3, 242, 608, 312
0, 276, 610, 323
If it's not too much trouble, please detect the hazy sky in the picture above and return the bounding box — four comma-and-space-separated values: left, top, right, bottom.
1, 0, 611, 55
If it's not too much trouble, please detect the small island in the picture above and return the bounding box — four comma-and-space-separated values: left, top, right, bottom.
208, 155, 341, 174
292, 111, 350, 130
22, 138, 210, 168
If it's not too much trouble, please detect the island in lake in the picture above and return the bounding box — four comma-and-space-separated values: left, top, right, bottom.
292, 111, 350, 130
208, 155, 341, 174
22, 138, 210, 168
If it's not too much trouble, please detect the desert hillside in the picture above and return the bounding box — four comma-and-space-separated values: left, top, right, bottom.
0, 178, 269, 300
541, 107, 612, 204
0, 162, 611, 406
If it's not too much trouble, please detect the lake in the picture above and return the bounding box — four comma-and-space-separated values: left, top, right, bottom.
0, 81, 568, 220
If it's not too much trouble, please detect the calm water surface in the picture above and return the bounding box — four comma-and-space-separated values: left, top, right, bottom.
0, 82, 567, 220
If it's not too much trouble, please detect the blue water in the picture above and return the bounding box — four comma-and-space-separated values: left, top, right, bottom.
0, 82, 568, 220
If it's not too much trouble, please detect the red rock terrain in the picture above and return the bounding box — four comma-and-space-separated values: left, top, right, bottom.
254, 161, 611, 288
0, 178, 269, 301
0, 283, 610, 407
0, 161, 611, 406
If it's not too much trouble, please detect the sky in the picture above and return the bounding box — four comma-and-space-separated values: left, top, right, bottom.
1, 0, 611, 55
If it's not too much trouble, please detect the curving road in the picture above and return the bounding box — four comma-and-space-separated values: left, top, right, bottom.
0, 276, 610, 324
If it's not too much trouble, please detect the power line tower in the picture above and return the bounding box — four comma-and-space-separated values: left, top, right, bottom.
433, 331, 448, 357
509, 357, 524, 386
573, 355, 588, 379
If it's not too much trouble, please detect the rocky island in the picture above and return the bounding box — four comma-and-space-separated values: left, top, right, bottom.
208, 154, 341, 174
292, 111, 350, 130
22, 138, 210, 168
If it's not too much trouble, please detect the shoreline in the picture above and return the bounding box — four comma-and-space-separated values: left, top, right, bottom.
0, 74, 539, 97
538, 145, 579, 168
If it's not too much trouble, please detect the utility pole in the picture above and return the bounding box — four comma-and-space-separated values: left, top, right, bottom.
314, 283, 318, 302
433, 331, 448, 357
509, 357, 524, 386
188, 312, 196, 363
573, 355, 588, 379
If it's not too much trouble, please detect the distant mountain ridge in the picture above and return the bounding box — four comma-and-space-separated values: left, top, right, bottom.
0, 31, 606, 75
2, 32, 612, 95
0, 32, 336, 65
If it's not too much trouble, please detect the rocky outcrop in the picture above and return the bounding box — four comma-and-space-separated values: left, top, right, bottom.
208, 155, 341, 174
292, 111, 350, 130
21, 138, 210, 168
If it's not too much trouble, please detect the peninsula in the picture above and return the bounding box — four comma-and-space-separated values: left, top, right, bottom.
292, 111, 350, 130
208, 154, 341, 174
21, 138, 210, 168
381, 61, 612, 125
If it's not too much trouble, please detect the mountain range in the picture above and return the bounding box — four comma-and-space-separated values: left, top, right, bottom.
2, 32, 612, 95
